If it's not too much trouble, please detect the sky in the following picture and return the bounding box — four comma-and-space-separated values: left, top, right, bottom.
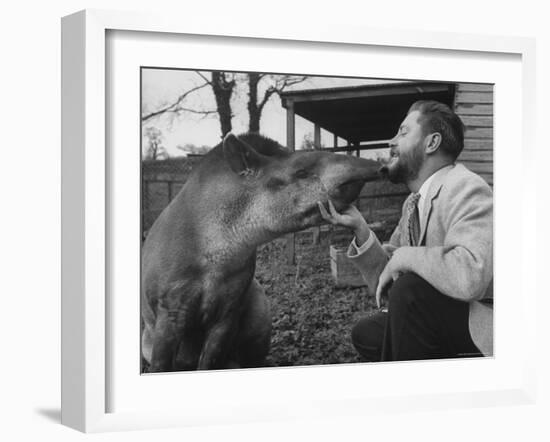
141, 69, 401, 158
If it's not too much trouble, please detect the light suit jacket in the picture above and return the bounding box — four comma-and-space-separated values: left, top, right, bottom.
347, 163, 494, 356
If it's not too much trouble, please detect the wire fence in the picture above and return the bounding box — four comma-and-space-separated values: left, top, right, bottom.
141, 155, 204, 239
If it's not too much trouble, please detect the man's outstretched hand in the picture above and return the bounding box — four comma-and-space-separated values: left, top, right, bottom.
318, 200, 372, 246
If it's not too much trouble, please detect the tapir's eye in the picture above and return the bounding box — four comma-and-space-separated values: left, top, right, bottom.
265, 177, 286, 190
295, 169, 309, 179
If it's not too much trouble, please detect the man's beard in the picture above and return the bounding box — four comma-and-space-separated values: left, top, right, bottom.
381, 145, 424, 184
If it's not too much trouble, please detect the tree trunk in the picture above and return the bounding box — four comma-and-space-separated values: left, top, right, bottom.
247, 73, 261, 133
211, 71, 235, 137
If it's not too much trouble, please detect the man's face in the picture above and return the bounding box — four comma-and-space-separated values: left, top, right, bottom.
383, 110, 427, 184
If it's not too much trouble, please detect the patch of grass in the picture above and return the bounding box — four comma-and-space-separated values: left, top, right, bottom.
256, 235, 378, 367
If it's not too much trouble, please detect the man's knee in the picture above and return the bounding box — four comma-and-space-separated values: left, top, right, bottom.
350, 317, 372, 348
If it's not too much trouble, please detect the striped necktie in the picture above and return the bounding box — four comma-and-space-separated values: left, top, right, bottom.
405, 193, 421, 246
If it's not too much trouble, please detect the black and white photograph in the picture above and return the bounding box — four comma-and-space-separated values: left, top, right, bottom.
140, 69, 494, 373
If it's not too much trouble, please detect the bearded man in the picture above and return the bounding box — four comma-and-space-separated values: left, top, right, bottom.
319, 100, 494, 362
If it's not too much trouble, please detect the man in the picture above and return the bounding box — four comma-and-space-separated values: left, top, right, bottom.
318, 100, 493, 362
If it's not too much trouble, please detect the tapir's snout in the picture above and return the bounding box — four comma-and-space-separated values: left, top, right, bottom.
352, 156, 383, 182
322, 155, 380, 208
332, 178, 366, 206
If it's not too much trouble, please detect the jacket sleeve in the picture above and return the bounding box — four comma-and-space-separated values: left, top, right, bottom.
345, 196, 407, 295
346, 232, 390, 296
394, 177, 493, 301
383, 222, 402, 256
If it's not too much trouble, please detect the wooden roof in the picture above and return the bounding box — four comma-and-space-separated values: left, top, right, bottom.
280, 81, 456, 144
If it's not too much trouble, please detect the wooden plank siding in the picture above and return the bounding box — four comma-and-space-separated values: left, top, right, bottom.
459, 149, 493, 163
455, 91, 494, 104
464, 127, 493, 139
460, 116, 493, 127
454, 83, 494, 187
455, 103, 493, 115
455, 83, 495, 92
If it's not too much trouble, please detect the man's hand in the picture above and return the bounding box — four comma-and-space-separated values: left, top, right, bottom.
317, 200, 361, 229
375, 249, 410, 308
318, 200, 371, 246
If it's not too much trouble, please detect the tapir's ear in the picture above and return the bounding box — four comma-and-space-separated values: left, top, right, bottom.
223, 133, 266, 177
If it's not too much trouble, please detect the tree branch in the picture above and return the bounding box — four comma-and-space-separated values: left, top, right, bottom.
277, 75, 308, 90
195, 71, 212, 85
141, 81, 211, 122
258, 86, 278, 113
257, 76, 308, 113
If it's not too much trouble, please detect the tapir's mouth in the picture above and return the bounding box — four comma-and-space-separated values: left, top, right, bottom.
332, 178, 366, 204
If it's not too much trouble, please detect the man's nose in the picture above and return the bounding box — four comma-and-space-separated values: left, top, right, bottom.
388, 135, 397, 147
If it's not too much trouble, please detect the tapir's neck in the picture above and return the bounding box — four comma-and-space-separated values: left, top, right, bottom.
179, 176, 275, 270
198, 208, 274, 270
226, 219, 276, 253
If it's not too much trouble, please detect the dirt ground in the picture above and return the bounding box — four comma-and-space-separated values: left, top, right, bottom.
257, 232, 379, 368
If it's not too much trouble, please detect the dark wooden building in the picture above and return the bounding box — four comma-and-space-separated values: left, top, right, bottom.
280, 81, 493, 262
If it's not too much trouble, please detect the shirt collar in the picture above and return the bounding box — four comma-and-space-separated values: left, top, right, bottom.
418, 172, 436, 201
417, 164, 454, 214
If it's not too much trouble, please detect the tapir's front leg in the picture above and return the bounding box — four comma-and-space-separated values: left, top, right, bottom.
149, 309, 180, 372
197, 319, 238, 370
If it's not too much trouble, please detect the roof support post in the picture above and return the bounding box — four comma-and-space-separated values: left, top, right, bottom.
312, 124, 322, 244
353, 141, 361, 210
314, 123, 321, 149
286, 102, 296, 264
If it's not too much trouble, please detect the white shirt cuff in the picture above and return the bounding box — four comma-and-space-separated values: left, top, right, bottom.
348, 231, 376, 257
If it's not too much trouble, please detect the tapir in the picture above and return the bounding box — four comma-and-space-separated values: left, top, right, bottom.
141, 133, 379, 372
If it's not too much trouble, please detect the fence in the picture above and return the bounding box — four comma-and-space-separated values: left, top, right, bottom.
141, 155, 204, 238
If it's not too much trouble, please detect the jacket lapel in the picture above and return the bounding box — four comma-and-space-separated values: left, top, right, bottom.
418, 165, 454, 245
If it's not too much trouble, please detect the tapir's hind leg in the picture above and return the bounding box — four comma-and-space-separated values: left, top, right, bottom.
148, 282, 201, 373
234, 279, 272, 368
197, 280, 271, 370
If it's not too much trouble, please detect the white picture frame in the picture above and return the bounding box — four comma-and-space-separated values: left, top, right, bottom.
61, 9, 537, 433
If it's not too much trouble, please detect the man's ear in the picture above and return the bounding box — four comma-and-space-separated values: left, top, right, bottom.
222, 133, 266, 176
425, 132, 442, 155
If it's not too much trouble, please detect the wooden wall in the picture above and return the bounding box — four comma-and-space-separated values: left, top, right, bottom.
454, 83, 494, 186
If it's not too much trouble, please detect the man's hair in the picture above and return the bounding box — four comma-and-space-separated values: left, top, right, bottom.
408, 100, 465, 160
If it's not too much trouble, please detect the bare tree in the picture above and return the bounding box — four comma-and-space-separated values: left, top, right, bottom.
144, 127, 168, 160
202, 71, 236, 137
142, 71, 235, 138
299, 133, 325, 151
247, 74, 308, 133
141, 71, 308, 140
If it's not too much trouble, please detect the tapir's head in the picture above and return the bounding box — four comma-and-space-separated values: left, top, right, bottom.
221, 133, 380, 238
